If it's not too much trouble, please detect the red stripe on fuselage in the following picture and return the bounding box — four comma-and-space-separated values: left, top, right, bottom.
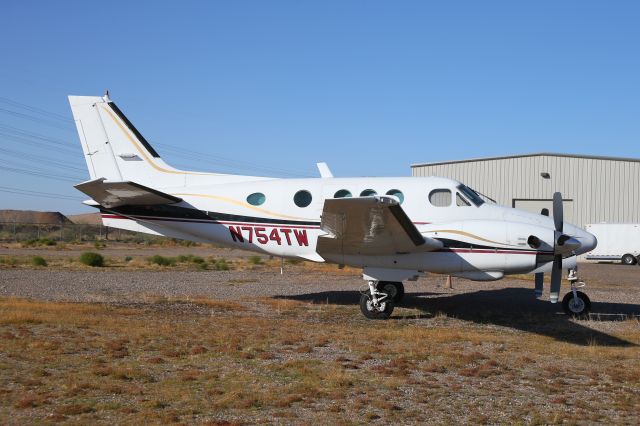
101, 214, 321, 229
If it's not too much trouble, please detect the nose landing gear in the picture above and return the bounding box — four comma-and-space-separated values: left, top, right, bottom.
562, 268, 591, 319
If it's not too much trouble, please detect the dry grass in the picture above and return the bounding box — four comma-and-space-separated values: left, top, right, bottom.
0, 295, 638, 424
0, 251, 362, 275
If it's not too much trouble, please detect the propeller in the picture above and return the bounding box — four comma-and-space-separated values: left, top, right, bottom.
530, 192, 581, 302
549, 192, 563, 303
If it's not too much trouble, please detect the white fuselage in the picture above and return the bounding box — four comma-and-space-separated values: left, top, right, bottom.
100, 175, 596, 279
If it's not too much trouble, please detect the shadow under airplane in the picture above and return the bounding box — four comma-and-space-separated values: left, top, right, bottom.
276, 287, 639, 347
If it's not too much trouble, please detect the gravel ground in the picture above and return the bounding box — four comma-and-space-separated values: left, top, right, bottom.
1, 260, 638, 324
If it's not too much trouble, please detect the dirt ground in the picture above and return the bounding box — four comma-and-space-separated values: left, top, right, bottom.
0, 245, 639, 424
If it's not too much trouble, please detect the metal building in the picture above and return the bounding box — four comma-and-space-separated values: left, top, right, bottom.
411, 153, 640, 229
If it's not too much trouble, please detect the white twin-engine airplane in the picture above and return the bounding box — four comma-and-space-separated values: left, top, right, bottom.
69, 94, 598, 320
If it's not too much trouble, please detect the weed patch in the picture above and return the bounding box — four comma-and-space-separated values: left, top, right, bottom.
79, 252, 104, 267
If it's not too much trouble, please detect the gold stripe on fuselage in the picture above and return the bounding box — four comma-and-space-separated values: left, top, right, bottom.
172, 193, 314, 221
427, 229, 519, 248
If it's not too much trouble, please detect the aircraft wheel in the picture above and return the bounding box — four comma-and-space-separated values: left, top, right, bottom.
360, 290, 394, 320
378, 281, 404, 304
562, 291, 591, 319
621, 254, 636, 265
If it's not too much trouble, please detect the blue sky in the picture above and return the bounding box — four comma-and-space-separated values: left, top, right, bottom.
1, 1, 639, 213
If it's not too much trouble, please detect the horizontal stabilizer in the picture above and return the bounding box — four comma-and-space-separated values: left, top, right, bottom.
318, 196, 442, 256
75, 178, 182, 208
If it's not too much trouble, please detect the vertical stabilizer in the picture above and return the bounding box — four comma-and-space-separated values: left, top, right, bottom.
68, 95, 188, 187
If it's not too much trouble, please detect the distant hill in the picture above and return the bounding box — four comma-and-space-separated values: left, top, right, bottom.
67, 212, 101, 225
0, 210, 73, 224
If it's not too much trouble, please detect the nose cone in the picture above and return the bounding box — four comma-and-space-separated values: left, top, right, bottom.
561, 224, 598, 255
577, 230, 598, 254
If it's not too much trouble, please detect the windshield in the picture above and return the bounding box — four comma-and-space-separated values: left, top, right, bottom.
457, 184, 485, 207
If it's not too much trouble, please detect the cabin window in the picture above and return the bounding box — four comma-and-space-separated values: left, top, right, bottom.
429, 189, 451, 207
360, 189, 377, 197
386, 189, 404, 204
294, 190, 312, 207
247, 192, 266, 206
334, 189, 352, 198
456, 193, 471, 206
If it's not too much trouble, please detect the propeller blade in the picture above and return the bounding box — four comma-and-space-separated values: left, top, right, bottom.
552, 192, 563, 232
534, 273, 544, 299
549, 255, 562, 303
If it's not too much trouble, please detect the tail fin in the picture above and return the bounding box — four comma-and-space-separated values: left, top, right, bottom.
68, 94, 190, 187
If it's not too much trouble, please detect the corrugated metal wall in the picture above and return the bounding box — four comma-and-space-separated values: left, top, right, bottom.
411, 155, 640, 228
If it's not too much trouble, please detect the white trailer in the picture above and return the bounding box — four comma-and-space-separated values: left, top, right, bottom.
585, 223, 640, 265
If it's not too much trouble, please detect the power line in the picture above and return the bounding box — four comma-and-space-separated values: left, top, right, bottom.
0, 98, 317, 178
0, 185, 81, 201
0, 134, 81, 157
0, 123, 75, 147
0, 147, 85, 172
0, 153, 85, 177
154, 142, 314, 178
0, 97, 72, 123
0, 163, 83, 183
0, 107, 74, 132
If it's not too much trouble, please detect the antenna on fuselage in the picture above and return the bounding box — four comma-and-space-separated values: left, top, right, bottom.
317, 162, 334, 178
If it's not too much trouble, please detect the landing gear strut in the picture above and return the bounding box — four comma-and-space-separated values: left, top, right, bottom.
562, 267, 591, 319
360, 280, 395, 319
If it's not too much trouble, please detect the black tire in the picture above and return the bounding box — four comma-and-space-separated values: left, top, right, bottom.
621, 254, 636, 265
378, 281, 405, 304
562, 291, 591, 319
359, 290, 394, 320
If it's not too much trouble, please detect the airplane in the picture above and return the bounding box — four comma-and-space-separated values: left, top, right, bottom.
68, 94, 598, 320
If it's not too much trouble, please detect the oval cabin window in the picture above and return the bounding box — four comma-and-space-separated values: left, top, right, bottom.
247, 192, 266, 206
386, 189, 404, 204
334, 189, 352, 198
294, 190, 312, 207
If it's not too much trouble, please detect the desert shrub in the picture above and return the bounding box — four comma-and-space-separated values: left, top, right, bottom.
79, 252, 104, 267
31, 256, 47, 267
0, 256, 19, 266
285, 258, 303, 265
148, 255, 176, 267
207, 258, 230, 271
176, 255, 205, 264
248, 255, 263, 265
94, 240, 107, 249
22, 238, 57, 247
124, 256, 133, 262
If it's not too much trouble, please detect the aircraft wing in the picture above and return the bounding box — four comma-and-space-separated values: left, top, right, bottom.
317, 196, 442, 256
75, 178, 182, 208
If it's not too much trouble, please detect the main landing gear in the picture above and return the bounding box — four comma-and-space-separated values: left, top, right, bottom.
359, 281, 404, 319
562, 268, 591, 319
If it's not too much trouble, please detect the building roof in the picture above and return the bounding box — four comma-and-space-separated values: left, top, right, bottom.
411, 152, 640, 168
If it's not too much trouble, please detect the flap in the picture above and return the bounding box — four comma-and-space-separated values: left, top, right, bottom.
75, 178, 182, 208
317, 196, 442, 256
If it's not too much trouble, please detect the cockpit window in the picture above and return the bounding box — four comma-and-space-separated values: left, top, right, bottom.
429, 189, 451, 207
456, 193, 471, 206
457, 184, 484, 207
